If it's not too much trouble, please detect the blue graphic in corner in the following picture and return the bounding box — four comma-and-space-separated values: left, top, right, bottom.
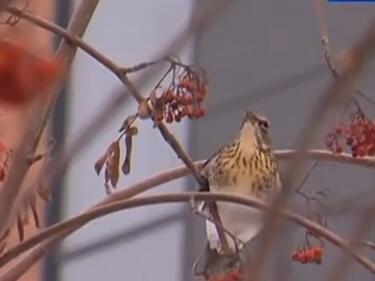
328, 0, 375, 2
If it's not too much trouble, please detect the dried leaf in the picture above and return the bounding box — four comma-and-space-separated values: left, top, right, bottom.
94, 153, 107, 175
105, 141, 120, 189
110, 141, 120, 187
122, 134, 133, 175
95, 140, 121, 175
128, 126, 138, 136
138, 100, 151, 119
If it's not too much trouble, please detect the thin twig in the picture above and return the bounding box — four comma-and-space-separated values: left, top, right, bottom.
315, 0, 375, 107
121, 58, 166, 73
295, 160, 319, 193
355, 240, 375, 251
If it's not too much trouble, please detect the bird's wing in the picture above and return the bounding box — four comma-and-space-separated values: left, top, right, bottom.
198, 151, 217, 192
199, 143, 230, 191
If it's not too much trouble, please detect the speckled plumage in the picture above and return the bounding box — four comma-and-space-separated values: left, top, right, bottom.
200, 111, 281, 253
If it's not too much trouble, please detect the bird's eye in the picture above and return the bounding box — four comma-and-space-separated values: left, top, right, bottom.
259, 120, 269, 129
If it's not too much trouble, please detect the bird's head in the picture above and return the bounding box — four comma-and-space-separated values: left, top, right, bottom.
240, 111, 272, 150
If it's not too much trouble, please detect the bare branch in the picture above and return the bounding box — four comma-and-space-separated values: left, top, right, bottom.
2, 192, 375, 281
0, 148, 374, 272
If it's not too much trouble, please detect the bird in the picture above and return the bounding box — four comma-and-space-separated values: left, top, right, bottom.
199, 111, 281, 254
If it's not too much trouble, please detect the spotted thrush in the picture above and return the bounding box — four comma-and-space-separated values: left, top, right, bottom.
199, 111, 282, 253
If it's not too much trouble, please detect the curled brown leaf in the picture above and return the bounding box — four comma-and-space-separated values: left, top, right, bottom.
104, 141, 121, 191
94, 153, 107, 175
128, 126, 138, 136
122, 134, 132, 175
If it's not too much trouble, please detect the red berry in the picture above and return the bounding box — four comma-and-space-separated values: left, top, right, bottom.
291, 251, 299, 261
165, 111, 173, 123
357, 146, 366, 157
335, 146, 343, 154
346, 137, 354, 146
312, 247, 323, 258
163, 90, 174, 103
179, 107, 187, 117
187, 106, 194, 119
185, 95, 193, 104
299, 253, 308, 264
196, 107, 205, 118
196, 91, 204, 102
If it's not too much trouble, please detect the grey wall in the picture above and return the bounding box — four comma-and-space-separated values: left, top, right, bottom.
186, 1, 375, 280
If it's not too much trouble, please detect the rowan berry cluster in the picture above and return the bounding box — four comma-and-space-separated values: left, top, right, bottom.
325, 112, 375, 157
291, 245, 323, 265
151, 64, 208, 124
